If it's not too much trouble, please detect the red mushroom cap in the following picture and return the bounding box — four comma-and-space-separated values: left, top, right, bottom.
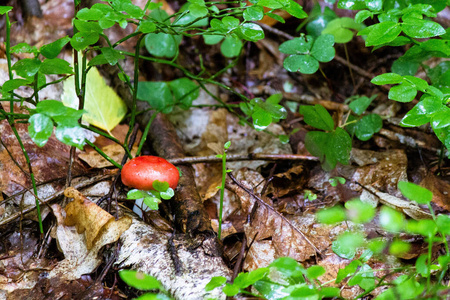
121, 156, 179, 191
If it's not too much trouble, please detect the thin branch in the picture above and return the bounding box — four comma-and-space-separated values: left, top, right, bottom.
168, 153, 319, 165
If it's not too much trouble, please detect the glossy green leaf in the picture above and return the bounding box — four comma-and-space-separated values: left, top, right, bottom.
338, 0, 366, 10
355, 114, 382, 141
398, 181, 433, 204
270, 257, 305, 280
40, 36, 71, 59
127, 189, 147, 200
252, 109, 272, 131
2, 78, 32, 92
11, 42, 38, 54
39, 58, 73, 75
77, 7, 104, 20
402, 19, 445, 38
70, 32, 100, 50
400, 96, 442, 127
285, 0, 307, 19
233, 268, 269, 289
311, 34, 335, 62
348, 264, 375, 291
55, 125, 86, 150
287, 54, 319, 74
220, 35, 242, 58
222, 16, 240, 29
388, 82, 417, 102
169, 78, 199, 109
28, 113, 53, 147
243, 5, 264, 21
238, 23, 264, 42
322, 17, 364, 43
431, 108, 450, 129
189, 3, 208, 18
145, 33, 181, 58
143, 195, 161, 210
389, 240, 411, 256
362, 22, 401, 46
300, 104, 334, 131
348, 95, 374, 115
279, 36, 313, 54
12, 58, 41, 78
406, 219, 437, 237
436, 215, 450, 235
137, 81, 173, 112
371, 73, 403, 85
336, 260, 361, 283
100, 47, 124, 65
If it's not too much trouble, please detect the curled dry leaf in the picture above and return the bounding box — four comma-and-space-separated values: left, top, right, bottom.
64, 187, 132, 249
49, 189, 131, 280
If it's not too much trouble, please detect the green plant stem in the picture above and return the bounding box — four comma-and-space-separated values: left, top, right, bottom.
81, 124, 133, 159
124, 35, 145, 155
84, 139, 122, 169
343, 43, 356, 88
218, 152, 227, 240
136, 111, 158, 157
9, 121, 43, 234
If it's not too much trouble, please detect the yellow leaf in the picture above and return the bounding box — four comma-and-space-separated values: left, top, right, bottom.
62, 53, 127, 134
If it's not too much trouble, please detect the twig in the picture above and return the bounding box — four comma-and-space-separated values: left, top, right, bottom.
168, 153, 319, 165
228, 172, 322, 255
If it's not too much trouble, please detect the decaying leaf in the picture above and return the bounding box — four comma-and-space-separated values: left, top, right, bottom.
49, 188, 131, 281
227, 170, 330, 264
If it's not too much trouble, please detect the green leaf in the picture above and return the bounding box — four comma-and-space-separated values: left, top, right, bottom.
338, 0, 366, 10
160, 188, 174, 200
189, 3, 208, 18
365, 0, 382, 11
40, 58, 73, 75
348, 264, 375, 291
11, 42, 38, 55
317, 205, 346, 224
139, 20, 157, 33
119, 270, 162, 290
269, 257, 305, 280
143, 195, 161, 210
398, 181, 433, 204
331, 127, 352, 164
100, 47, 124, 65
371, 73, 403, 85
300, 104, 334, 131
234, 268, 269, 289
40, 37, 71, 59
310, 34, 335, 62
203, 34, 224, 45
12, 58, 41, 78
389, 240, 411, 256
306, 266, 325, 281
169, 78, 199, 109
285, 54, 319, 74
355, 114, 382, 141
431, 108, 450, 130
62, 56, 127, 133
322, 17, 364, 43
205, 276, 227, 291
379, 206, 404, 232
402, 19, 445, 38
406, 219, 437, 237
345, 199, 375, 224
137, 81, 173, 112
363, 22, 401, 47
220, 35, 242, 58
28, 113, 53, 147
279, 36, 313, 55
332, 231, 365, 259
306, 5, 337, 37
2, 78, 32, 92
77, 7, 104, 20
238, 23, 265, 42
436, 215, 450, 235
252, 109, 272, 131
285, 0, 307, 19
336, 260, 361, 283
127, 189, 147, 200
70, 32, 100, 50
145, 33, 181, 58
152, 180, 170, 192
388, 82, 417, 102
243, 5, 264, 21
55, 125, 86, 150
348, 95, 374, 115
400, 96, 443, 127
0, 6, 13, 14
222, 16, 240, 29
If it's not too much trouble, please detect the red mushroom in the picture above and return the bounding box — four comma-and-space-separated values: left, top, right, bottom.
121, 156, 179, 191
